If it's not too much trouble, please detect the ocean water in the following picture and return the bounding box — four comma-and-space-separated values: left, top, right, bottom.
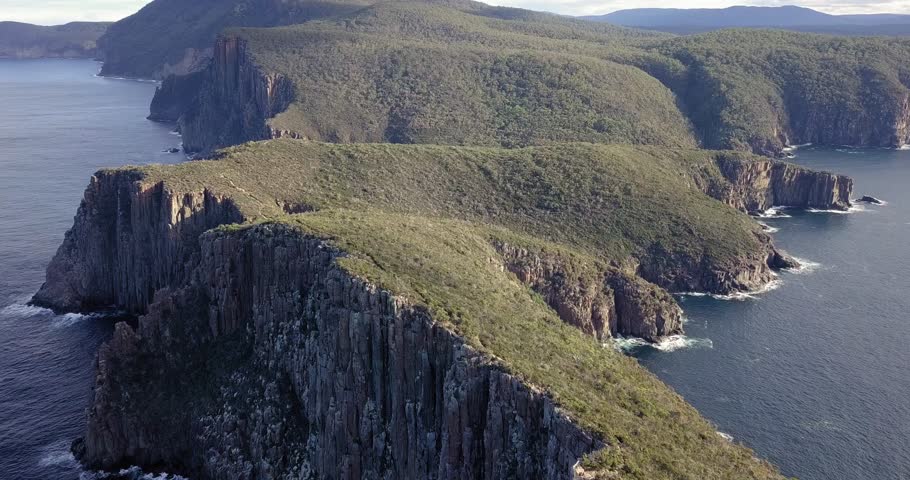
627, 147, 910, 479
1, 59, 908, 480
0, 59, 181, 479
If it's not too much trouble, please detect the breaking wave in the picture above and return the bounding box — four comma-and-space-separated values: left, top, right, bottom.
757, 221, 780, 233
80, 467, 190, 480
52, 312, 91, 328
717, 431, 734, 442
808, 204, 867, 214
0, 303, 52, 318
1, 303, 105, 328
710, 280, 783, 301
611, 334, 713, 353
676, 279, 782, 301
755, 206, 792, 219
37, 441, 78, 468
785, 257, 822, 275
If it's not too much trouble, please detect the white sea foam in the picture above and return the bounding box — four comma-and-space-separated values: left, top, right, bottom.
611, 334, 713, 353
652, 335, 713, 352
785, 257, 822, 275
755, 206, 792, 219
710, 279, 783, 301
0, 303, 105, 328
676, 278, 782, 301
52, 312, 90, 329
807, 204, 867, 214
38, 441, 78, 468
80, 466, 191, 480
756, 221, 780, 234
898, 144, 909, 151
717, 432, 734, 442
0, 303, 52, 318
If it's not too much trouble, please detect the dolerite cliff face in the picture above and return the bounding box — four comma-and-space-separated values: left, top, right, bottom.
175, 37, 294, 154
709, 155, 854, 213
73, 225, 600, 479
148, 70, 207, 123
34, 160, 850, 479
38, 172, 601, 478
494, 242, 683, 342
31, 170, 243, 313
782, 92, 910, 153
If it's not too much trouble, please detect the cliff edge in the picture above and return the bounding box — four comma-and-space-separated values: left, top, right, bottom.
33, 140, 851, 479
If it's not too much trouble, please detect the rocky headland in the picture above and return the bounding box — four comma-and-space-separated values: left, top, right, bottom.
32, 139, 850, 479
141, 5, 910, 158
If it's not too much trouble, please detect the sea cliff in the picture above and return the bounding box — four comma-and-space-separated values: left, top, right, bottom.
707, 154, 854, 213
173, 37, 295, 154
33, 141, 851, 479
72, 224, 600, 478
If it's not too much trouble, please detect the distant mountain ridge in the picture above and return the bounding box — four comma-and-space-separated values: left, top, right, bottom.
583, 5, 910, 36
0, 22, 110, 59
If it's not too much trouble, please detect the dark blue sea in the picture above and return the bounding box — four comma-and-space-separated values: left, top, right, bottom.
629, 147, 910, 479
0, 59, 181, 479
0, 58, 908, 480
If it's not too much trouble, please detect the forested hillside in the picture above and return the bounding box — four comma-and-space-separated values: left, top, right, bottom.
633, 30, 910, 154
141, 0, 910, 155
0, 22, 109, 59
97, 0, 377, 78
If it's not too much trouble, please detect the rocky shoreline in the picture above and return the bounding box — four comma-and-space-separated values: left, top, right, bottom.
28, 146, 852, 478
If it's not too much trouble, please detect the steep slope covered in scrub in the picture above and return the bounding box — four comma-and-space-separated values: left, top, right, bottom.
635, 29, 910, 155
34, 140, 851, 478
96, 0, 656, 79
165, 2, 692, 153
148, 1, 910, 156
96, 0, 378, 79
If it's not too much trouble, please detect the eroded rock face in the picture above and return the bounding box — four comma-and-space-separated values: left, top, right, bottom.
709, 155, 853, 213
31, 170, 242, 313
494, 242, 684, 342
149, 70, 207, 123
33, 160, 846, 478
177, 36, 295, 155
78, 225, 602, 480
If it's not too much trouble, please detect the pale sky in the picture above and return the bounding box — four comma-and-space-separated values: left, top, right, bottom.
3, 0, 908, 25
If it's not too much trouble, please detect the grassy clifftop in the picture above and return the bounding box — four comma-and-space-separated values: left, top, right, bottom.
115, 139, 783, 478
140, 140, 762, 272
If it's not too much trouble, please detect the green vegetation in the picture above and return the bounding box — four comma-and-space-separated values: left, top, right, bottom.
163, 1, 910, 154
635, 29, 910, 153
0, 21, 109, 59
138, 140, 762, 272
120, 139, 783, 478
235, 6, 694, 149
97, 0, 377, 78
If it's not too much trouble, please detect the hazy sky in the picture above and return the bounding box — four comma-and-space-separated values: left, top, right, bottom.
4, 0, 909, 25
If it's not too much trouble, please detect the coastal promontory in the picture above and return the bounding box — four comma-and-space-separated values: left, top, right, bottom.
34, 140, 851, 479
